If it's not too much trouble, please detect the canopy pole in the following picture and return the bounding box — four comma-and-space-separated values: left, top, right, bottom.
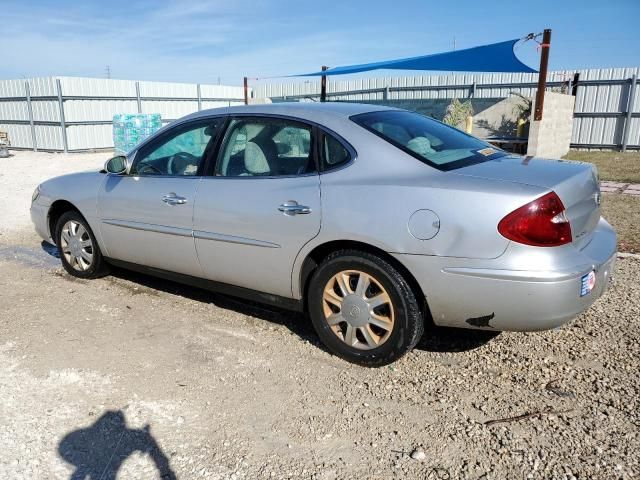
320, 66, 328, 102
533, 29, 552, 121
243, 77, 249, 105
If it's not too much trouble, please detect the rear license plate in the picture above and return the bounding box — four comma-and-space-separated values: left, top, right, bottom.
580, 270, 596, 297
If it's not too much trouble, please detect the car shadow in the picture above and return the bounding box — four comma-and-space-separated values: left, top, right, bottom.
108, 265, 319, 339
41, 240, 60, 258
108, 265, 499, 356
416, 326, 500, 352
58, 410, 177, 480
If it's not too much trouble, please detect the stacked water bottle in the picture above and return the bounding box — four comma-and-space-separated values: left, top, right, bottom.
112, 113, 162, 154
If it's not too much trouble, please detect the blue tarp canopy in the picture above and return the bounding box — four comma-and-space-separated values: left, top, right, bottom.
295, 39, 536, 76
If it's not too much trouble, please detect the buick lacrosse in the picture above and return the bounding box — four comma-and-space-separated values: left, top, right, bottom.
31, 103, 616, 365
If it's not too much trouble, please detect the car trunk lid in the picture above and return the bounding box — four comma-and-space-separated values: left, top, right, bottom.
452, 155, 601, 249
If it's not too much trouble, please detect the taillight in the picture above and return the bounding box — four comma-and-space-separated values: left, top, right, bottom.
498, 191, 572, 247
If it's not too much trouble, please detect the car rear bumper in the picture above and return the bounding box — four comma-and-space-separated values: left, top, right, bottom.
394, 217, 617, 331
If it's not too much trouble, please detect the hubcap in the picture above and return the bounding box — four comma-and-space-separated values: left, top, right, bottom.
60, 220, 93, 271
322, 270, 395, 350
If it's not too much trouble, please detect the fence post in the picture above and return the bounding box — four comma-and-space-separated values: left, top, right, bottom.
24, 81, 37, 152
533, 28, 552, 121
135, 81, 142, 113
197, 84, 202, 111
621, 73, 638, 152
320, 66, 328, 102
55, 78, 68, 153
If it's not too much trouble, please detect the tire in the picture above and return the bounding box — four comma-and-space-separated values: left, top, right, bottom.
307, 249, 424, 367
55, 210, 109, 279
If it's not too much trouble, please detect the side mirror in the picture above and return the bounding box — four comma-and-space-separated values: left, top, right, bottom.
105, 155, 128, 174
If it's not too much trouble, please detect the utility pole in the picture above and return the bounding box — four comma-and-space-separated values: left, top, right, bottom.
320, 66, 328, 102
533, 29, 551, 121
243, 76, 249, 105
105, 65, 111, 79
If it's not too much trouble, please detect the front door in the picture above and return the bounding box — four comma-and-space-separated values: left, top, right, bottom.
194, 116, 321, 298
98, 118, 224, 277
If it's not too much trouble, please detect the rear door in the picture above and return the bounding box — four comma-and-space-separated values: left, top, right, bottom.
98, 117, 224, 276
193, 116, 321, 298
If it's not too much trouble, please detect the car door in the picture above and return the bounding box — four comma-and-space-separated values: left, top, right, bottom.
98, 117, 224, 277
193, 115, 321, 298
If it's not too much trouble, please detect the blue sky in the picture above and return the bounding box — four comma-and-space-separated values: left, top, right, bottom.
2, 0, 639, 86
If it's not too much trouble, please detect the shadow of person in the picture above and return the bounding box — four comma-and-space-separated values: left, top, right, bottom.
58, 410, 177, 480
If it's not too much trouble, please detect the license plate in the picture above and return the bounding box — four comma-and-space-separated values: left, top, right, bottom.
580, 270, 596, 297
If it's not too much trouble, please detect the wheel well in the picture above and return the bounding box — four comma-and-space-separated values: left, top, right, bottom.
48, 200, 80, 241
299, 240, 431, 322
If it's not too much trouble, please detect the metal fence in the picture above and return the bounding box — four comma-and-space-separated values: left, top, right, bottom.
2, 69, 639, 151
254, 68, 640, 151
0, 76, 246, 152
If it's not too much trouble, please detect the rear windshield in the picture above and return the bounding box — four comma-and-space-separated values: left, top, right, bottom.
351, 110, 507, 171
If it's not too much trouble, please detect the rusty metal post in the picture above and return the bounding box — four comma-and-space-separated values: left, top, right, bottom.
533, 29, 552, 121
243, 77, 249, 105
320, 66, 328, 102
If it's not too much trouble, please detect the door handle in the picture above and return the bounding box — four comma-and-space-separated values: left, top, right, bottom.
278, 200, 311, 216
162, 193, 188, 206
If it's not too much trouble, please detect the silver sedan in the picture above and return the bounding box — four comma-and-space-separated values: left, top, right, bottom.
31, 103, 617, 366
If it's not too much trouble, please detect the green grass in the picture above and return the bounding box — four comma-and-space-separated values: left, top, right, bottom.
563, 151, 640, 183
601, 193, 640, 253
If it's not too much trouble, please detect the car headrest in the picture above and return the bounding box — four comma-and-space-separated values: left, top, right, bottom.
244, 141, 270, 175
407, 136, 436, 156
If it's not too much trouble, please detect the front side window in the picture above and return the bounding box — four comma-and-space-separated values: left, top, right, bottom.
217, 118, 314, 177
351, 110, 507, 171
132, 119, 222, 176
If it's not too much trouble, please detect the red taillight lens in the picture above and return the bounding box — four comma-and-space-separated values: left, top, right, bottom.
498, 191, 572, 247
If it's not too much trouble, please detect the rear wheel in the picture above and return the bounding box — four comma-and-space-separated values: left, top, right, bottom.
307, 250, 424, 366
55, 211, 108, 278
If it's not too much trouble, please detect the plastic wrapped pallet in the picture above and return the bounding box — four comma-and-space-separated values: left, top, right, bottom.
112, 114, 162, 154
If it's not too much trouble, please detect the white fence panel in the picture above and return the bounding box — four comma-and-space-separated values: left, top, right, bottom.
0, 76, 245, 151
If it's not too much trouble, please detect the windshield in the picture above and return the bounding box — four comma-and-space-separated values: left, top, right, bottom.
351, 110, 507, 171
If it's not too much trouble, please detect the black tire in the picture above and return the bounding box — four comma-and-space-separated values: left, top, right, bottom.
307, 249, 424, 367
55, 210, 109, 279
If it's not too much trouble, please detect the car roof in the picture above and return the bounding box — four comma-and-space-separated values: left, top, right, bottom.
184, 101, 399, 123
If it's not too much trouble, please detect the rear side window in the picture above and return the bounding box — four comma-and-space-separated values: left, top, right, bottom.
321, 133, 351, 171
351, 110, 506, 171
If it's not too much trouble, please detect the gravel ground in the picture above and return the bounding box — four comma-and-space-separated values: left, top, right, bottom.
0, 151, 109, 235
0, 152, 638, 479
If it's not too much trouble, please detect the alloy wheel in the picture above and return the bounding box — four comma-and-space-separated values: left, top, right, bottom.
322, 270, 395, 350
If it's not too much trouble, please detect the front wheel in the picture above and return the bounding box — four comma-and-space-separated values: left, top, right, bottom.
55, 211, 109, 279
307, 250, 424, 366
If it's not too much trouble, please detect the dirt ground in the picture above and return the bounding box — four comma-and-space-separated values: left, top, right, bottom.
0, 152, 638, 479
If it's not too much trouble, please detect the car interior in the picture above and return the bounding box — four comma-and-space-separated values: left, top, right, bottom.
218, 121, 313, 177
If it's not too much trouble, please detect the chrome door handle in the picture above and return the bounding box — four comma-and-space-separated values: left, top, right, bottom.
278, 200, 311, 216
162, 193, 188, 206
